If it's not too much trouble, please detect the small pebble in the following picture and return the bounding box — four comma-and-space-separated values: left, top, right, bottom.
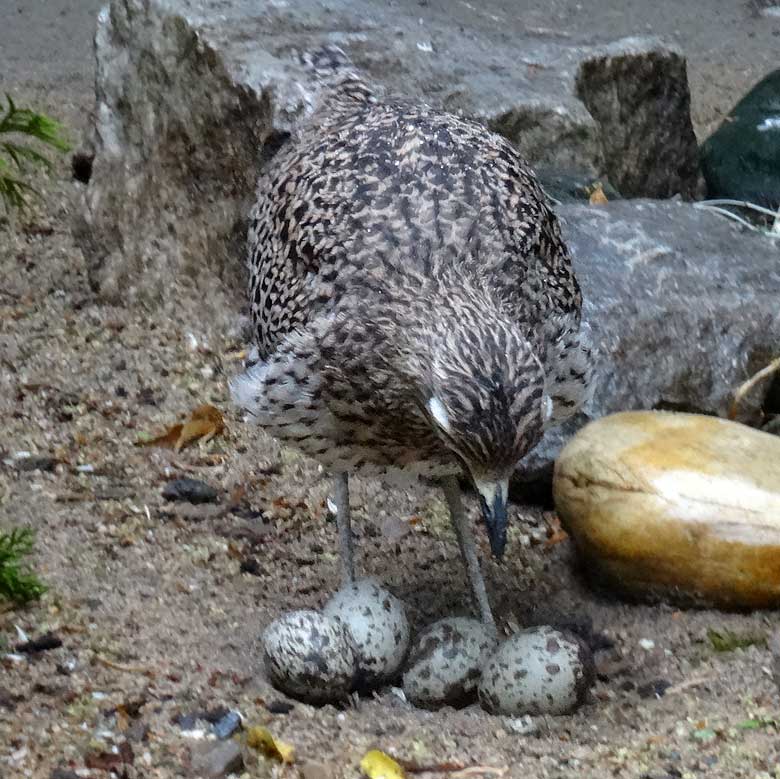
125, 721, 149, 743
300, 760, 334, 779
240, 557, 262, 576
266, 700, 294, 714
212, 710, 242, 740
50, 769, 80, 779
639, 638, 656, 651
501, 714, 539, 735
174, 707, 228, 731
162, 478, 218, 504
15, 455, 57, 472
191, 740, 243, 778
637, 679, 671, 699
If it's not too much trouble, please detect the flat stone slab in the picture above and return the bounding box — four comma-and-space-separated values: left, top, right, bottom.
75, 0, 699, 305
517, 200, 780, 479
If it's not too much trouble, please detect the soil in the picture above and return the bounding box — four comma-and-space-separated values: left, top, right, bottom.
1, 2, 780, 778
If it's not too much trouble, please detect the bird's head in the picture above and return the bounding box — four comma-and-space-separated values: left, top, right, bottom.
420, 314, 549, 559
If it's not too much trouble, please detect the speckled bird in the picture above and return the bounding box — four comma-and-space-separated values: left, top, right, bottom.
231, 47, 594, 628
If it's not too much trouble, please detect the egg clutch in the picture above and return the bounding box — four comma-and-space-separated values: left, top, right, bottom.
262, 579, 594, 715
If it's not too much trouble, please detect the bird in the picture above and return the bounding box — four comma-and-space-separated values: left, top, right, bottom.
230, 46, 594, 630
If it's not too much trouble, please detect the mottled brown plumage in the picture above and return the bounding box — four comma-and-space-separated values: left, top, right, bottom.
231, 47, 594, 626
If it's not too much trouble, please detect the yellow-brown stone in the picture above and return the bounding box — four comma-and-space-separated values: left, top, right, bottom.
553, 411, 780, 609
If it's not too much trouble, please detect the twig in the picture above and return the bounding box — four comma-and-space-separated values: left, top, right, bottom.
397, 759, 507, 778
696, 199, 780, 219
399, 762, 465, 774
169, 460, 202, 474
693, 204, 762, 232
729, 356, 780, 420
450, 768, 508, 778
664, 675, 714, 695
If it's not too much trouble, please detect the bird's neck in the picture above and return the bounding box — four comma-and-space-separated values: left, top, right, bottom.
391, 282, 537, 388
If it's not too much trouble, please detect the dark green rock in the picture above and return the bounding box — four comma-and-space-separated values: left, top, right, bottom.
702, 69, 780, 209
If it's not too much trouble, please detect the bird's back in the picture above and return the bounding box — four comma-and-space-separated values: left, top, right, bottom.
248, 93, 581, 361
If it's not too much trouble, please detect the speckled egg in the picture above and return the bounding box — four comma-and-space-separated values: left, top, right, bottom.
403, 617, 497, 709
262, 609, 357, 703
323, 578, 410, 686
478, 626, 593, 716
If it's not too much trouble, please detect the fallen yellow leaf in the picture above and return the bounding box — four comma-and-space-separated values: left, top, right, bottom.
136, 423, 183, 449
588, 182, 608, 205
136, 404, 224, 451
246, 725, 295, 764
360, 750, 405, 779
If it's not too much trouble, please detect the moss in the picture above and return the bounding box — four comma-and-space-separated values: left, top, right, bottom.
707, 627, 767, 653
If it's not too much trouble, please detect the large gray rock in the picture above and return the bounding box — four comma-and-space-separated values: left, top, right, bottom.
75, 0, 699, 305
516, 200, 780, 481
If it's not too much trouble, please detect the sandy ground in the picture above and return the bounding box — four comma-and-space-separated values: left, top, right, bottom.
2, 2, 780, 778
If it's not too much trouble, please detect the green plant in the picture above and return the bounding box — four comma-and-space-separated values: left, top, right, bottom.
0, 527, 47, 604
707, 627, 767, 653
0, 94, 70, 214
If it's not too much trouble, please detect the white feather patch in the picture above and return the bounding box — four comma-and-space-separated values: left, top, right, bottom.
228, 363, 269, 423
427, 396, 452, 433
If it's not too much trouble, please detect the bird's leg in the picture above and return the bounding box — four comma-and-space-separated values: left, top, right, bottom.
441, 476, 496, 632
333, 472, 355, 586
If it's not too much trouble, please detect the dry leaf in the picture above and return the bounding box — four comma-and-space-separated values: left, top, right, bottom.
361, 750, 406, 779
136, 404, 224, 451
588, 182, 608, 205
543, 513, 569, 548
137, 422, 183, 449
246, 725, 295, 763
115, 706, 130, 732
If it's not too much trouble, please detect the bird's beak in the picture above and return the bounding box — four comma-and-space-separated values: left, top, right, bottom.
474, 479, 509, 559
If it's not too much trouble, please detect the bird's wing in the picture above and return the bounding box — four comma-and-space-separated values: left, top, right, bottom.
247, 97, 583, 368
